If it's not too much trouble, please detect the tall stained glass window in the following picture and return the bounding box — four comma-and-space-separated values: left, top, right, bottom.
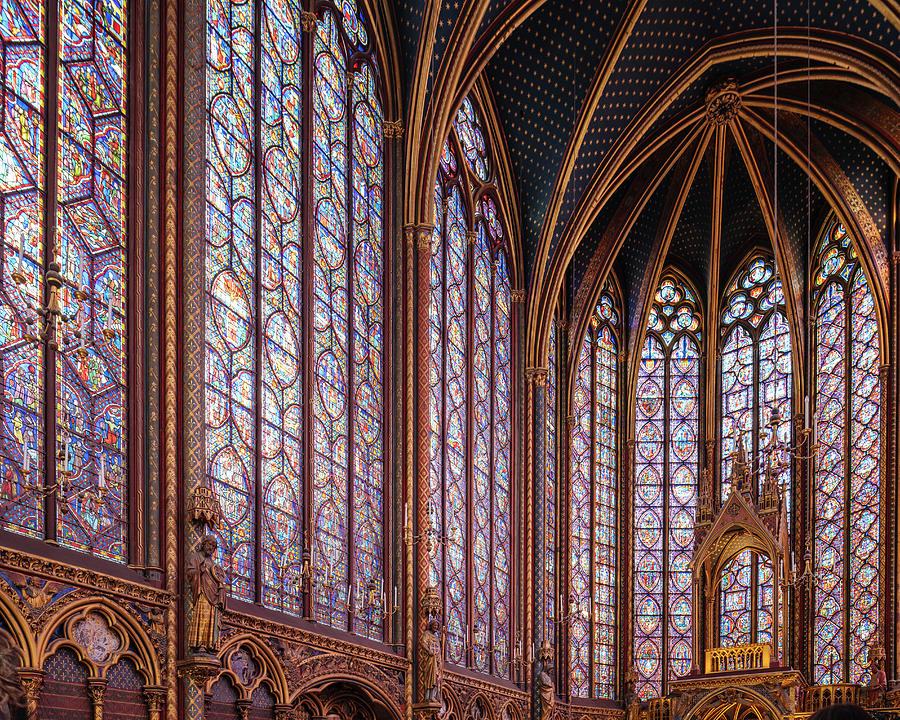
633, 273, 701, 699
0, 0, 130, 561
569, 283, 618, 698
428, 96, 514, 677
204, 0, 386, 638
544, 316, 558, 645
812, 220, 881, 684
718, 255, 790, 652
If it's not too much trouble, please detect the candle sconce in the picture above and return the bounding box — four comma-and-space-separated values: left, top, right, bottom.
403, 501, 459, 559
9, 233, 118, 352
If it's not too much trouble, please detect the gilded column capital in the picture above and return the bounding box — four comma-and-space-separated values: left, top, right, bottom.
18, 669, 43, 720
879, 363, 890, 380
466, 229, 477, 245
86, 677, 107, 720
527, 367, 549, 387
143, 686, 167, 720
299, 10, 316, 32
236, 699, 252, 720
415, 226, 434, 252
891, 250, 900, 266
511, 289, 525, 303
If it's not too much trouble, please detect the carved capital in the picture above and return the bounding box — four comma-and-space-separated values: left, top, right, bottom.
18, 669, 43, 720
415, 226, 434, 252
87, 678, 107, 720
143, 686, 167, 720
300, 10, 317, 32
511, 289, 526, 303
892, 250, 900, 267
705, 79, 741, 126
879, 363, 890, 381
274, 705, 296, 720
383, 120, 404, 138
237, 699, 252, 720
527, 367, 549, 387
466, 230, 477, 246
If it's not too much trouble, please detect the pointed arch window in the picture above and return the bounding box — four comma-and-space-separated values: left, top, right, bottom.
204, 0, 386, 638
718, 255, 790, 651
428, 95, 514, 677
812, 220, 881, 684
633, 273, 701, 699
569, 282, 618, 699
0, 0, 132, 562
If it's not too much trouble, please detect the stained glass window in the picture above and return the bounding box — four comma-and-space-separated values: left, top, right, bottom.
204, 0, 385, 637
569, 283, 618, 699
544, 317, 558, 645
633, 273, 701, 699
812, 220, 881, 684
718, 255, 789, 652
0, 0, 129, 561
428, 95, 513, 677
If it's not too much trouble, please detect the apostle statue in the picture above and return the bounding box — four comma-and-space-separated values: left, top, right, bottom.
535, 643, 555, 720
186, 535, 227, 655
419, 618, 443, 704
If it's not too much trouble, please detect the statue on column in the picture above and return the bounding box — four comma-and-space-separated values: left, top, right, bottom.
417, 587, 444, 710
535, 641, 555, 720
186, 534, 227, 655
419, 617, 443, 704
867, 639, 887, 704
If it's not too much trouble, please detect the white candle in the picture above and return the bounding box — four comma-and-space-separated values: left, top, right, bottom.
393, 585, 398, 607
15, 231, 24, 274
403, 501, 408, 529
804, 395, 810, 430
98, 454, 106, 488
64, 440, 70, 470
22, 441, 29, 473
106, 287, 114, 327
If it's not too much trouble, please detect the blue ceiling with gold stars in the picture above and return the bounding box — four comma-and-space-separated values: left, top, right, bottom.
391, 0, 900, 326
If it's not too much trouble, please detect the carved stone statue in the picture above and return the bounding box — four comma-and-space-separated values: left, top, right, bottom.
419, 618, 443, 704
535, 652, 555, 720
186, 535, 227, 655
867, 640, 888, 702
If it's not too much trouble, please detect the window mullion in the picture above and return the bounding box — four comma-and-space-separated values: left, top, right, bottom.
344, 45, 357, 637
252, 0, 264, 606
299, 2, 316, 622
43, 0, 62, 542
